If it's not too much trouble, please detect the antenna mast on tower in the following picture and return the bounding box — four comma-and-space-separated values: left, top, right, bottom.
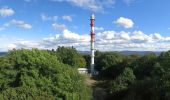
90, 13, 95, 75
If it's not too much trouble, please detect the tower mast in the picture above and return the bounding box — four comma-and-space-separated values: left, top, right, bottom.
90, 14, 95, 75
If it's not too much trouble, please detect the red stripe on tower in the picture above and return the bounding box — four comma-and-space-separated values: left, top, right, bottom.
91, 20, 94, 27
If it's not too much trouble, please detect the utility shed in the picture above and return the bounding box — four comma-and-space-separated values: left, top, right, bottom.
78, 68, 88, 74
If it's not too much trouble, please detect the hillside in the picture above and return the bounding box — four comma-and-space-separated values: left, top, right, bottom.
79, 51, 162, 56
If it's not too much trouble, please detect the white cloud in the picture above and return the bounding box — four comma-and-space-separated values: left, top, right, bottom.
94, 27, 104, 31
0, 35, 18, 51
41, 14, 58, 21
51, 0, 138, 12
7, 40, 42, 50
151, 33, 162, 40
114, 17, 134, 28
51, 0, 116, 12
52, 23, 67, 30
119, 31, 130, 40
131, 33, 149, 43
0, 19, 32, 30
164, 37, 170, 42
97, 31, 115, 40
62, 0, 102, 12
7, 44, 17, 49
133, 31, 144, 35
10, 19, 32, 29
5, 29, 170, 51
41, 14, 72, 22
0, 7, 15, 17
62, 15, 72, 22
8, 29, 90, 50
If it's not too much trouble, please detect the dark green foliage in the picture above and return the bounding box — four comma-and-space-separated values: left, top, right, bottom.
106, 67, 135, 100
122, 51, 170, 100
0, 49, 91, 100
95, 51, 170, 100
95, 52, 125, 70
56, 46, 86, 68
83, 54, 91, 69
151, 62, 165, 78
109, 67, 136, 93
0, 86, 55, 100
158, 51, 170, 71
124, 79, 157, 100
95, 52, 125, 78
133, 53, 157, 79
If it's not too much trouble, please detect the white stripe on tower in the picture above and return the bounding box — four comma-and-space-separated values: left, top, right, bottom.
90, 14, 95, 75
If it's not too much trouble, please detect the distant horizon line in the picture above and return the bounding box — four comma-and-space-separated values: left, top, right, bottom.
0, 49, 166, 52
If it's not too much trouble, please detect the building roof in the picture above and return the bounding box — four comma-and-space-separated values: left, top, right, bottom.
78, 68, 88, 71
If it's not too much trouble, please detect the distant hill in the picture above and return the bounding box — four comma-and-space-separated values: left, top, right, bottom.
0, 52, 7, 56
78, 51, 91, 55
79, 51, 162, 56
118, 51, 162, 56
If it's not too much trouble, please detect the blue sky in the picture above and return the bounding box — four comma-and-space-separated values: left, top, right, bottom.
1, 0, 170, 51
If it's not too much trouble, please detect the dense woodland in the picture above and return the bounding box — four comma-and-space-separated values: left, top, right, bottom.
0, 47, 170, 100
0, 47, 91, 100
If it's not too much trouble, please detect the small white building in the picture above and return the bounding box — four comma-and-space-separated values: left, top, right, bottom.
78, 68, 88, 74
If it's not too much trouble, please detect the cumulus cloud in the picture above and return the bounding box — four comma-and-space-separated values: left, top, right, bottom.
96, 31, 115, 40
131, 33, 150, 43
133, 31, 143, 35
7, 40, 42, 51
0, 35, 18, 51
52, 23, 67, 30
41, 14, 72, 22
150, 33, 162, 40
114, 17, 134, 28
43, 29, 90, 50
14, 40, 41, 48
119, 31, 130, 40
6, 29, 170, 51
60, 0, 102, 12
7, 44, 17, 49
10, 19, 32, 29
8, 29, 90, 50
0, 19, 32, 30
51, 0, 139, 11
62, 15, 72, 22
0, 7, 15, 17
51, 0, 115, 12
41, 14, 58, 21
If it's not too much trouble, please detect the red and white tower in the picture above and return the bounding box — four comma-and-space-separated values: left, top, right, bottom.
90, 14, 95, 75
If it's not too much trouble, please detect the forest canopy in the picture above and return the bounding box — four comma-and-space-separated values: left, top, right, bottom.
1, 47, 170, 100
0, 48, 91, 100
